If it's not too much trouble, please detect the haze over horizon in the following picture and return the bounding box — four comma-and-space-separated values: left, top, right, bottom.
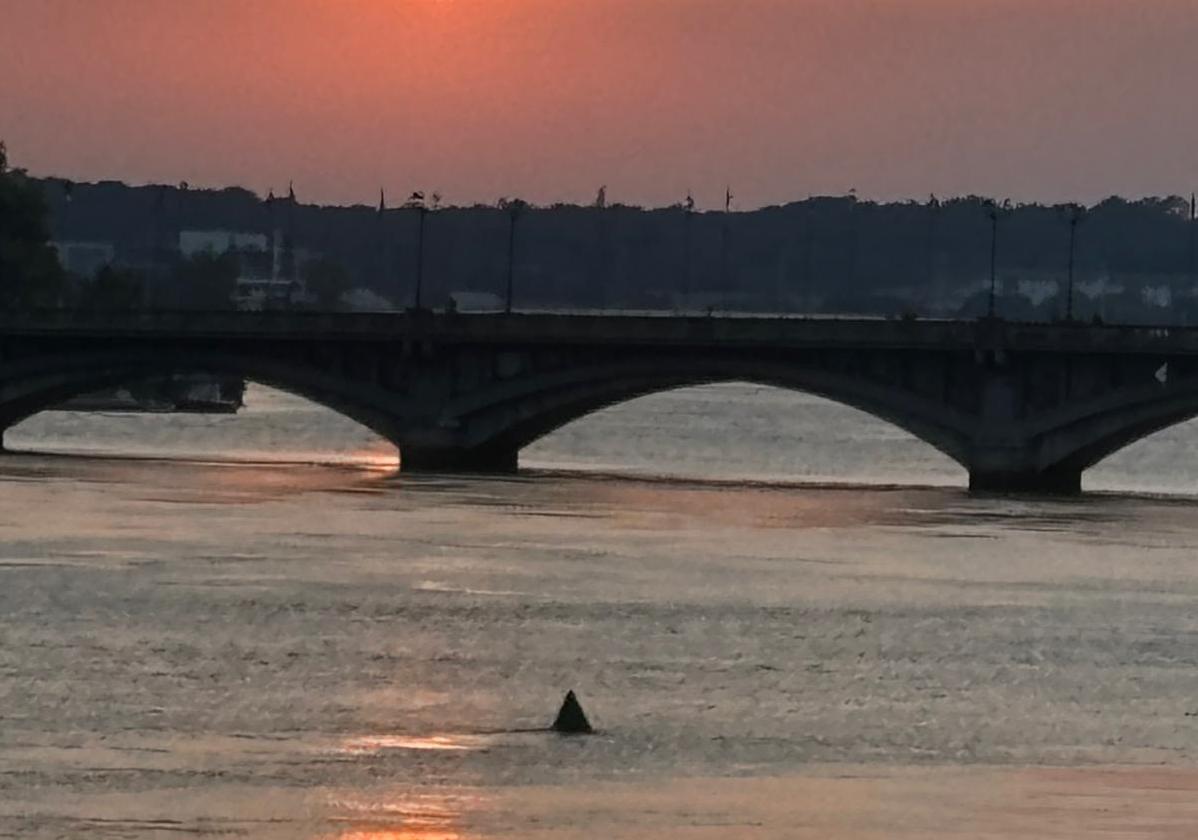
4, 0, 1198, 209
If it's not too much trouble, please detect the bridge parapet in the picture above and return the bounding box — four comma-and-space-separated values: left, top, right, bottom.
4, 309, 1193, 349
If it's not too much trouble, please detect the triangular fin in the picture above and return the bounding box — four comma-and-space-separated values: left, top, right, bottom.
551, 690, 593, 734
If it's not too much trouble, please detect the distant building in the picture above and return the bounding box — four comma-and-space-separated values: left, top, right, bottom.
1015, 277, 1059, 307
177, 229, 314, 310
341, 288, 395, 312
179, 230, 268, 257
448, 291, 505, 312
233, 275, 302, 311
51, 240, 116, 277
1142, 284, 1172, 309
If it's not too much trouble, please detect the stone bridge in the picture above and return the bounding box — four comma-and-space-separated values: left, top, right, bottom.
2, 310, 1198, 493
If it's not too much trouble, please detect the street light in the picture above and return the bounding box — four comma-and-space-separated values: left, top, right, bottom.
984, 199, 1010, 319
501, 198, 527, 314
721, 187, 732, 310
593, 185, 609, 312
1189, 192, 1196, 289
406, 192, 428, 310
681, 192, 695, 309
1063, 203, 1086, 322
925, 194, 940, 315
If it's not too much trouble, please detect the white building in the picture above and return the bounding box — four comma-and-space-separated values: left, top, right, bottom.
51, 240, 115, 277
178, 229, 301, 310
178, 230, 268, 257
448, 290, 505, 312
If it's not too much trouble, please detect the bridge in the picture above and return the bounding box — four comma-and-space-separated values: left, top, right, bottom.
2, 310, 1198, 493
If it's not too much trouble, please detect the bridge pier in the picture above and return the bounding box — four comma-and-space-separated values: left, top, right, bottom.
968, 466, 1081, 495
400, 445, 519, 475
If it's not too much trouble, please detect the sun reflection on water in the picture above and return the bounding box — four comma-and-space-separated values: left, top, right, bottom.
339, 734, 481, 754
352, 446, 401, 472
324, 791, 479, 840
323, 735, 489, 839
332, 830, 465, 840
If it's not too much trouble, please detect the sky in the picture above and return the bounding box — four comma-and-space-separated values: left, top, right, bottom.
2, 0, 1197, 209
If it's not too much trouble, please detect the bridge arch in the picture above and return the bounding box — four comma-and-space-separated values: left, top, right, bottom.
1029, 382, 1198, 479
438, 358, 978, 471
12, 312, 1198, 493
523, 381, 967, 481
0, 348, 420, 457
0, 349, 980, 478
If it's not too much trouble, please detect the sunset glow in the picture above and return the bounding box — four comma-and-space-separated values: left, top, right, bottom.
4, 0, 1197, 207
10, 4, 1198, 832
333, 832, 465, 840
339, 734, 482, 753
325, 789, 476, 840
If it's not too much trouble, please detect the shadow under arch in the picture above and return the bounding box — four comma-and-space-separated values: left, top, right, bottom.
1034, 381, 1198, 479
446, 358, 977, 471
0, 349, 414, 458
0, 349, 979, 480
522, 380, 968, 482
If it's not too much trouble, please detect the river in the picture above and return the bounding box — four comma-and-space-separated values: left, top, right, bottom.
3, 382, 1198, 838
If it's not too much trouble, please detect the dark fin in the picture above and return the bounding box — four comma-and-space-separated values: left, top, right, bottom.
551, 690, 593, 734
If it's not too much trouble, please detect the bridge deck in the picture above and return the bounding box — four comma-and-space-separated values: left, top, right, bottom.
0, 310, 1196, 354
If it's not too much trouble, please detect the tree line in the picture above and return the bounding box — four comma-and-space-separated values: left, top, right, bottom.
6, 149, 1198, 321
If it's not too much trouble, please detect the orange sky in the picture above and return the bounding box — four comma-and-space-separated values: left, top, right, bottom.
2, 0, 1197, 208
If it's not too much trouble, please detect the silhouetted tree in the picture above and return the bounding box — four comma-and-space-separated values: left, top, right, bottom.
80, 265, 143, 310
302, 256, 352, 310
27, 171, 1198, 324
0, 143, 67, 307
172, 251, 238, 310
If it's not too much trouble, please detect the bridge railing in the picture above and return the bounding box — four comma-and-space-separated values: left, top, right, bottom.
5, 308, 1198, 355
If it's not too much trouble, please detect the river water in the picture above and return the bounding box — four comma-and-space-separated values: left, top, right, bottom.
4, 383, 1198, 838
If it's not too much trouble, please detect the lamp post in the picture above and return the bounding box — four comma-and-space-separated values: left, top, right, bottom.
721, 187, 732, 311
1064, 203, 1085, 322
800, 204, 813, 312
594, 185, 609, 311
681, 192, 695, 310
503, 198, 526, 314
984, 199, 1009, 319
1189, 192, 1196, 290
148, 185, 166, 311
925, 194, 940, 315
406, 192, 428, 310
414, 206, 427, 310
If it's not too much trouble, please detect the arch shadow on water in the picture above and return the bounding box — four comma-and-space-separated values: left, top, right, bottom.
520, 381, 967, 488
5, 374, 400, 470
0, 345, 973, 484
3, 370, 966, 489
1084, 415, 1198, 497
